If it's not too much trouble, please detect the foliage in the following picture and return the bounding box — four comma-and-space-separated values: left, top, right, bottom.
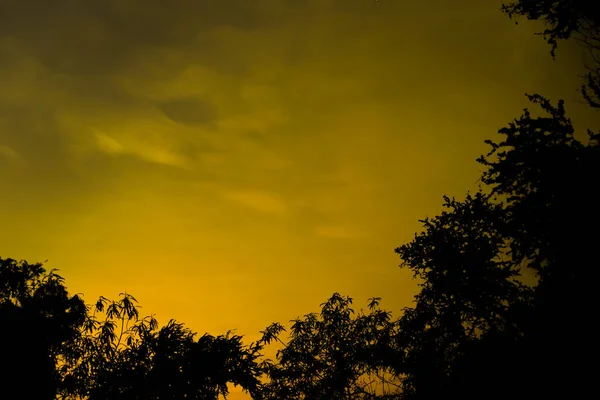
58, 293, 268, 400
0, 258, 87, 400
0, 258, 271, 400
374, 4, 600, 396
501, 0, 599, 53
392, 91, 599, 398
259, 293, 402, 400
502, 0, 600, 107
394, 192, 531, 398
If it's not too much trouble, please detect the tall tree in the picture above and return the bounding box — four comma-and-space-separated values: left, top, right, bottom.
385, 4, 600, 397
0, 257, 86, 400
394, 192, 532, 399
393, 95, 599, 399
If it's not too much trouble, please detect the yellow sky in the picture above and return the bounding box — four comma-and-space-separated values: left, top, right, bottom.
0, 0, 596, 370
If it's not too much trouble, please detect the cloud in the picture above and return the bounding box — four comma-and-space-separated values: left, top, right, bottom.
0, 0, 278, 76
131, 143, 192, 169
93, 130, 192, 169
94, 132, 124, 155
223, 190, 286, 214
0, 145, 19, 165
155, 97, 217, 126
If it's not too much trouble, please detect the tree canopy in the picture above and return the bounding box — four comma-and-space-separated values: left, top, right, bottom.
57, 292, 269, 400
0, 258, 272, 400
0, 258, 86, 399
259, 294, 401, 399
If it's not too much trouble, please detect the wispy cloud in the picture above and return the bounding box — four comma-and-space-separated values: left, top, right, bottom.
223, 190, 286, 214
0, 145, 18, 162
94, 133, 124, 155
130, 142, 191, 169
91, 128, 193, 169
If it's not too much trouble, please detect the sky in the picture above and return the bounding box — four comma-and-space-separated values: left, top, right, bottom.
0, 0, 597, 381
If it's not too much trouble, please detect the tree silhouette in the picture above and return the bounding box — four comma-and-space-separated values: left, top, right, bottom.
392, 90, 600, 398
0, 258, 270, 399
478, 94, 599, 398
379, 4, 600, 398
256, 5, 600, 395
502, 0, 600, 107
501, 0, 599, 54
389, 85, 599, 400
259, 293, 402, 400
393, 192, 532, 399
58, 293, 268, 400
0, 258, 86, 400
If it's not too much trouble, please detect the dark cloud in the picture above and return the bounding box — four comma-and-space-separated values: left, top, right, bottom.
156, 97, 217, 126
0, 0, 280, 76
0, 104, 105, 212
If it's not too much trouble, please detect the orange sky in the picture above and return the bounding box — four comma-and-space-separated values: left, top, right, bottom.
0, 2, 597, 396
